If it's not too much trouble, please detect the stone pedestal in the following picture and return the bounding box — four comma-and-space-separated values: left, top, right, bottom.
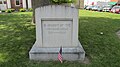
29, 41, 85, 61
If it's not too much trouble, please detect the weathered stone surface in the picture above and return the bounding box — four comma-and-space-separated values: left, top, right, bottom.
29, 5, 85, 61
29, 41, 85, 61
116, 30, 120, 38
35, 5, 79, 48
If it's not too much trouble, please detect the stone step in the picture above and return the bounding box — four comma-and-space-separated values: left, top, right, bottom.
29, 41, 85, 61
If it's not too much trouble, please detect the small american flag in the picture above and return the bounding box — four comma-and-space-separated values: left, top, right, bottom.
58, 47, 63, 63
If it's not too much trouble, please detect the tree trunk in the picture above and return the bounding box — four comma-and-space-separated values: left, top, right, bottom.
32, 0, 52, 23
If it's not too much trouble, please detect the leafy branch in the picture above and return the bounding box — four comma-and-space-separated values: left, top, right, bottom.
51, 0, 75, 4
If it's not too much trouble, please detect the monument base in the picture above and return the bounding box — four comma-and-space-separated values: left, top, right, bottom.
29, 41, 85, 61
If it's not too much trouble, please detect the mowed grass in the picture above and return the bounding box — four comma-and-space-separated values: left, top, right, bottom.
79, 10, 120, 67
0, 10, 120, 67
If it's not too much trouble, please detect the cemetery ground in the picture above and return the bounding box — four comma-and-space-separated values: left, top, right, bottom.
0, 10, 120, 67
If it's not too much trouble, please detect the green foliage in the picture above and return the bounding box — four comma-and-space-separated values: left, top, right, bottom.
19, 8, 26, 12
9, 9, 15, 12
51, 0, 75, 4
1, 10, 5, 12
5, 9, 12, 13
28, 8, 33, 12
5, 9, 15, 13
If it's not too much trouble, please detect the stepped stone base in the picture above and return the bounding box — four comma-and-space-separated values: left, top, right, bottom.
29, 41, 85, 61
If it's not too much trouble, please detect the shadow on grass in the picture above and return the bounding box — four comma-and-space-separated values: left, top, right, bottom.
0, 13, 36, 67
0, 13, 120, 67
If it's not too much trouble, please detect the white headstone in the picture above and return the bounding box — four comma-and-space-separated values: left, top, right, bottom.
29, 5, 85, 61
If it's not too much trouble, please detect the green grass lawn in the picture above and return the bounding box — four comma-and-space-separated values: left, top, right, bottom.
0, 10, 120, 67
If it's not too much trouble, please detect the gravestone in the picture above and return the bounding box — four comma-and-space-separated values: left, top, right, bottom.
29, 5, 85, 61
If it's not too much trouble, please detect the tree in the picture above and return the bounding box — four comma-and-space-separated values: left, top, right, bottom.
32, 0, 52, 23
51, 0, 74, 4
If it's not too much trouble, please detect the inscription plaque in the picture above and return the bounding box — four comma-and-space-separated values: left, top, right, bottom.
42, 20, 72, 47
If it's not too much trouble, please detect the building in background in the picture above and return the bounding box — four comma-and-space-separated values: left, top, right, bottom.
111, 0, 118, 2
0, 0, 7, 10
0, 0, 32, 10
97, 2, 109, 6
110, 0, 120, 5
109, 0, 117, 5
84, 0, 110, 5
117, 0, 120, 5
